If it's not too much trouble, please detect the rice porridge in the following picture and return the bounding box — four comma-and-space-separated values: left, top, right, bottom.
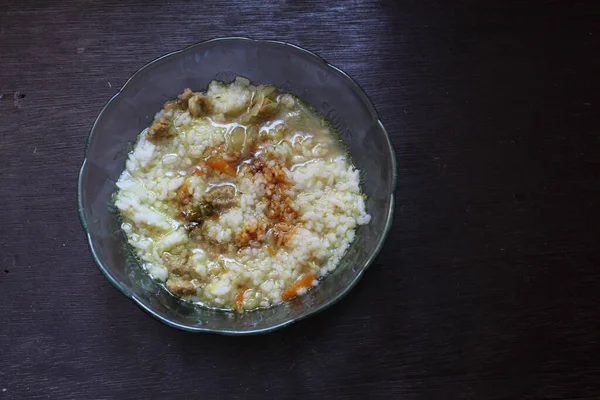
114, 77, 371, 311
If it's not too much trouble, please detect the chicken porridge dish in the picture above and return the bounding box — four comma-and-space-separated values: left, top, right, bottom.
115, 77, 371, 311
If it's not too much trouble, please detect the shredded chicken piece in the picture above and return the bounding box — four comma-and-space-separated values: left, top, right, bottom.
166, 278, 196, 296
146, 114, 172, 142
175, 180, 193, 206
162, 88, 196, 111
202, 185, 238, 209
181, 203, 217, 224
162, 251, 190, 276
188, 93, 209, 117
174, 180, 220, 226
178, 88, 194, 105
162, 100, 180, 111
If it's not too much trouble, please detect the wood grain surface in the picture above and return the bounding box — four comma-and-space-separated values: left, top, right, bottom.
1, 0, 599, 399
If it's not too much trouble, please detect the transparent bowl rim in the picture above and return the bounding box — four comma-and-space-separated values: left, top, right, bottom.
77, 37, 398, 335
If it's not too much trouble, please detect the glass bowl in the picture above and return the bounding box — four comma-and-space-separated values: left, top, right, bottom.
78, 37, 397, 334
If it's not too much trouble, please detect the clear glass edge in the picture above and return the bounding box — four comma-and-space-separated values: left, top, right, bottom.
76, 36, 398, 335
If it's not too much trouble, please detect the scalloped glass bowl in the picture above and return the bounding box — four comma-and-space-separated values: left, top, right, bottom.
78, 38, 396, 334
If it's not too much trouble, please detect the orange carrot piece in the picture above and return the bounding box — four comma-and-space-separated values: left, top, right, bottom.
281, 274, 315, 301
206, 157, 236, 176
267, 246, 275, 256
235, 290, 245, 312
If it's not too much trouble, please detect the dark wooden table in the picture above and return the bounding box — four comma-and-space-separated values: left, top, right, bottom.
1, 1, 599, 398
